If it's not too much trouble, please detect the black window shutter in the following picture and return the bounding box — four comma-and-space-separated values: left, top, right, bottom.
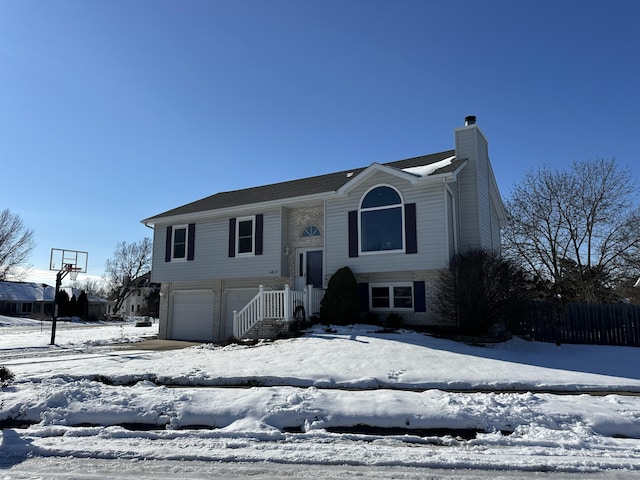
187, 223, 196, 261
348, 210, 358, 257
358, 282, 370, 312
255, 214, 264, 255
413, 280, 426, 312
228, 218, 236, 257
405, 203, 417, 254
165, 226, 173, 262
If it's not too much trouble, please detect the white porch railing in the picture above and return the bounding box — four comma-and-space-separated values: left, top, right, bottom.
233, 284, 325, 339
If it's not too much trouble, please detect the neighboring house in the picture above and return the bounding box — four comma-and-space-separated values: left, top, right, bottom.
142, 116, 507, 342
116, 273, 161, 318
0, 281, 54, 317
0, 281, 109, 319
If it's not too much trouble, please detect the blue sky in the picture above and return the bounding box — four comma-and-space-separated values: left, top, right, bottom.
2, 0, 639, 285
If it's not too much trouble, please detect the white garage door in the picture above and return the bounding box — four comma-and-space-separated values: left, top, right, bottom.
171, 290, 217, 342
223, 288, 259, 340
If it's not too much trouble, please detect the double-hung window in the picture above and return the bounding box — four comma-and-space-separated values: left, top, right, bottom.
360, 185, 404, 253
370, 283, 413, 310
236, 216, 255, 255
165, 223, 195, 262
228, 214, 263, 258
172, 225, 187, 260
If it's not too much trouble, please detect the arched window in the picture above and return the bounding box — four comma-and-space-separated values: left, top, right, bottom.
301, 225, 321, 237
360, 185, 404, 252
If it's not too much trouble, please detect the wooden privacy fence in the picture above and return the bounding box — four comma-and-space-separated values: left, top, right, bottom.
513, 302, 640, 347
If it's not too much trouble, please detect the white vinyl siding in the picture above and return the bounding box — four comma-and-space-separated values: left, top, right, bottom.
446, 187, 458, 259
151, 208, 283, 282
454, 124, 501, 252
490, 200, 502, 251
455, 127, 481, 250
476, 136, 492, 248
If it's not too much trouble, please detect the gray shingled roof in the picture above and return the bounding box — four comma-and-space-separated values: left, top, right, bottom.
144, 149, 457, 222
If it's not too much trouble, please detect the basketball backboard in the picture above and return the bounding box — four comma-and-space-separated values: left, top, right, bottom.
49, 248, 88, 273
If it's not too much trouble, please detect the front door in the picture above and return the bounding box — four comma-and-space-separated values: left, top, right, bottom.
295, 249, 323, 291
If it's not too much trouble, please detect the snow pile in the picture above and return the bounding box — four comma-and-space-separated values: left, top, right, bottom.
402, 155, 456, 177
2, 318, 640, 476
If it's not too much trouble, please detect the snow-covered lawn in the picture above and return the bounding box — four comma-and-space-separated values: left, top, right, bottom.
2, 315, 640, 477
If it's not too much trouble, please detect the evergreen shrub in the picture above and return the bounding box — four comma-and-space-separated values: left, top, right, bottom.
319, 266, 359, 326
385, 312, 403, 330
0, 366, 15, 387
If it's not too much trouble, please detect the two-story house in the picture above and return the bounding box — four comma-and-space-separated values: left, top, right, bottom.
115, 273, 161, 318
142, 117, 506, 342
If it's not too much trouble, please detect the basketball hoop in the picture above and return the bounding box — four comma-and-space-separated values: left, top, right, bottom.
49, 248, 89, 345
63, 264, 82, 281
68, 266, 81, 281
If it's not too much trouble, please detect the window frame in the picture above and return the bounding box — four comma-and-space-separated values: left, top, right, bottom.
172, 225, 188, 261
359, 184, 406, 255
301, 225, 321, 238
369, 282, 414, 311
236, 215, 256, 256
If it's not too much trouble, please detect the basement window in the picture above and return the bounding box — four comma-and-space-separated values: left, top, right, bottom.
370, 284, 413, 310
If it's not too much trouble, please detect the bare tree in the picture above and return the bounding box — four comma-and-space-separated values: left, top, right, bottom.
104, 238, 152, 315
435, 249, 532, 337
74, 278, 107, 298
504, 158, 640, 302
0, 209, 35, 280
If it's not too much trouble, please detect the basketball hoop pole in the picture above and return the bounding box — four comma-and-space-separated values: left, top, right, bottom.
48, 248, 88, 345
50, 264, 76, 345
